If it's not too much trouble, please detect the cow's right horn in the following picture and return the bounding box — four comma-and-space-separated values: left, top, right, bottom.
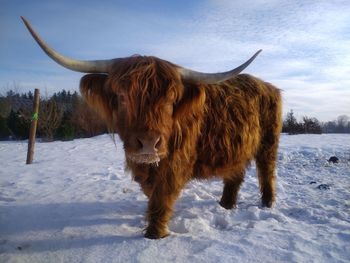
178, 49, 262, 84
21, 16, 117, 73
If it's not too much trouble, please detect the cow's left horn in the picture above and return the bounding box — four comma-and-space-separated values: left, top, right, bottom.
178, 49, 262, 84
21, 16, 117, 73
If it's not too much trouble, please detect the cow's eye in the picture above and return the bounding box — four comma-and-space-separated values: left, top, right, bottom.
118, 93, 127, 106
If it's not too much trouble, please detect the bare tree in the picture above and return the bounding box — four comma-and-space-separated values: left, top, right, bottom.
71, 98, 106, 137
38, 99, 63, 141
336, 115, 349, 133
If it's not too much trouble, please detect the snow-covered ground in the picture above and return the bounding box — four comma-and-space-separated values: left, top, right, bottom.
0, 134, 349, 263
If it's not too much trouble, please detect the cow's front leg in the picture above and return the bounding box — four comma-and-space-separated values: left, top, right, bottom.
144, 187, 180, 239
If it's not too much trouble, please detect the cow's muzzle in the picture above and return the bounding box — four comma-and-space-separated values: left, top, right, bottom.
126, 131, 165, 165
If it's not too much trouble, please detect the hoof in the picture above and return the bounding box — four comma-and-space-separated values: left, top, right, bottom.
261, 199, 273, 208
144, 227, 169, 239
219, 200, 236, 210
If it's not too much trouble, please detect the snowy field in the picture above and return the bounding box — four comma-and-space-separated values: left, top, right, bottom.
0, 134, 349, 263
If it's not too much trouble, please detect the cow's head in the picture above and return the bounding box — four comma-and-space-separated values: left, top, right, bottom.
79, 56, 189, 165
21, 17, 261, 165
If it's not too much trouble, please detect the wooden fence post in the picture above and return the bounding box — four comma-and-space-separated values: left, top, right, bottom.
26, 89, 40, 164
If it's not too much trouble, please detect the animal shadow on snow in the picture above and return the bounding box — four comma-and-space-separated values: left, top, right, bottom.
1, 201, 145, 253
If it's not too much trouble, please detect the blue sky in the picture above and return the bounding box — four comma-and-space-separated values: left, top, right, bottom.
1, 0, 349, 121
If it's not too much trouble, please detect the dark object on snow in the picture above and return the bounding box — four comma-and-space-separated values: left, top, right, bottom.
317, 184, 330, 190
309, 181, 317, 184
328, 156, 339, 163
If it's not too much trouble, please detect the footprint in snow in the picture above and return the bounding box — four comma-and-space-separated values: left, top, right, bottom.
109, 174, 118, 180
169, 219, 189, 234
212, 215, 230, 230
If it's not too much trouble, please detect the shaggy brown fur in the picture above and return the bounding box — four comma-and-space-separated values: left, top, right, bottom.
80, 55, 282, 239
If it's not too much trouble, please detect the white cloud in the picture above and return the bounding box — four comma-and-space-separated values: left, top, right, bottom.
180, 0, 350, 121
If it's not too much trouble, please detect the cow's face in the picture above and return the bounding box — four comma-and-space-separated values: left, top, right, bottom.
112, 72, 180, 165
81, 57, 192, 165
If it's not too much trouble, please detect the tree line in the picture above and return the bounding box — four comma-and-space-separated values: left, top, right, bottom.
282, 110, 350, 135
0, 90, 106, 141
0, 90, 349, 141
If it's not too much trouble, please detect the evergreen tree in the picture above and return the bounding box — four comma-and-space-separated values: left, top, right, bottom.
0, 115, 10, 139
302, 116, 322, 134
283, 110, 303, 134
6, 109, 30, 139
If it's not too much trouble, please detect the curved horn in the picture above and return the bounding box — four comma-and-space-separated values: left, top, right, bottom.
21, 16, 117, 73
178, 49, 262, 84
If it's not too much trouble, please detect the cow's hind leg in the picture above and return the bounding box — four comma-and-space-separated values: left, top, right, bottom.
256, 133, 279, 208
219, 170, 244, 209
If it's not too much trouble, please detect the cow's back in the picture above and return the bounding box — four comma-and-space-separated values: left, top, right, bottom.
194, 74, 282, 178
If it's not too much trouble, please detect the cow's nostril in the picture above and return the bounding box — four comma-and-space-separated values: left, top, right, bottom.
136, 137, 144, 149
135, 134, 161, 153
